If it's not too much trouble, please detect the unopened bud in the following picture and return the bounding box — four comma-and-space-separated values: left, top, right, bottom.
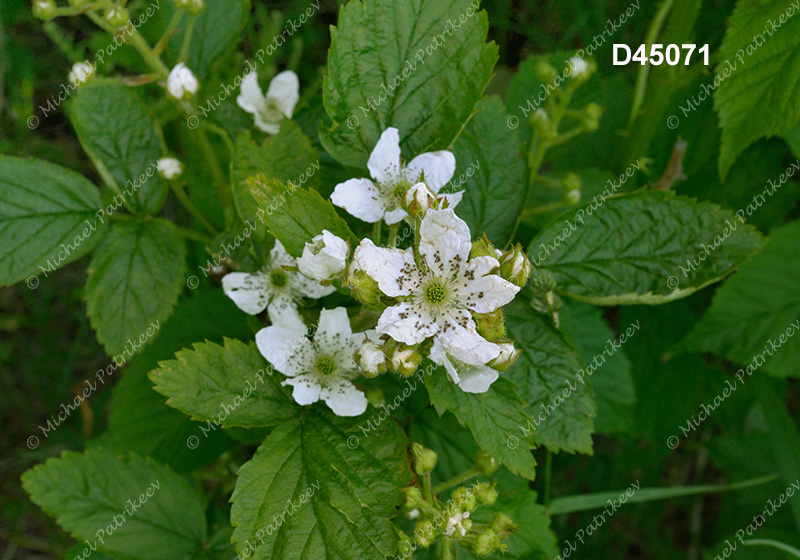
402, 182, 436, 218
356, 339, 387, 378
498, 244, 531, 287
582, 102, 603, 131
534, 60, 557, 83
68, 62, 94, 87
568, 57, 590, 81
470, 234, 498, 261
391, 345, 422, 377
474, 450, 499, 475
488, 342, 521, 372
451, 487, 477, 512
364, 387, 385, 407
411, 443, 438, 474
474, 482, 498, 506
403, 486, 424, 510
174, 0, 205, 14
489, 513, 518, 534
473, 529, 502, 557
564, 189, 581, 205
166, 62, 198, 100
414, 520, 435, 547
474, 309, 506, 342
157, 157, 184, 180
347, 269, 381, 306
562, 173, 581, 193
104, 6, 130, 27
32, 0, 57, 20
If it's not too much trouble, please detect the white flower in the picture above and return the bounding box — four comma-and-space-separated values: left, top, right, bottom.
68, 62, 94, 87
157, 157, 184, 180
430, 338, 499, 393
166, 62, 198, 99
296, 230, 348, 282
444, 511, 470, 537
256, 307, 369, 417
237, 70, 299, 135
353, 208, 520, 365
222, 240, 335, 321
356, 338, 386, 375
331, 127, 461, 225
569, 57, 589, 78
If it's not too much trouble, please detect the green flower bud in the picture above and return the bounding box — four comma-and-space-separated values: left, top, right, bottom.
104, 6, 129, 27
564, 188, 581, 206
403, 486, 424, 510
529, 269, 556, 293
412, 443, 438, 474
473, 529, 502, 557
347, 269, 381, 306
474, 450, 499, 476
534, 60, 557, 83
397, 533, 415, 556
176, 0, 206, 14
32, 0, 57, 20
498, 244, 531, 287
562, 173, 581, 193
402, 182, 437, 219
364, 387, 385, 407
489, 512, 518, 534
582, 102, 603, 131
488, 342, 521, 373
474, 309, 506, 342
414, 519, 436, 547
451, 487, 477, 512
391, 344, 423, 377
474, 482, 498, 506
470, 234, 498, 260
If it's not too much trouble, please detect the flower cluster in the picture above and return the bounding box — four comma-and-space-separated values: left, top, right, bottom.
222, 127, 530, 416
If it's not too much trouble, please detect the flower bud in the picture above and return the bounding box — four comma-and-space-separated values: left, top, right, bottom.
364, 387, 385, 407
474, 309, 506, 342
32, 0, 57, 20
68, 0, 91, 6
568, 57, 590, 81
166, 62, 198, 100
582, 102, 603, 131
391, 344, 423, 377
174, 0, 205, 14
402, 182, 436, 218
488, 342, 521, 373
473, 529, 501, 557
534, 60, 557, 83
562, 173, 581, 193
104, 6, 130, 27
397, 533, 415, 556
411, 443, 438, 474
530, 269, 556, 293
68, 62, 94, 87
474, 450, 499, 476
414, 520, 435, 547
498, 244, 531, 287
474, 482, 498, 506
403, 486, 424, 510
470, 234, 498, 261
451, 487, 477, 512
297, 230, 348, 282
355, 339, 387, 378
157, 157, 184, 180
564, 188, 581, 205
489, 513, 518, 534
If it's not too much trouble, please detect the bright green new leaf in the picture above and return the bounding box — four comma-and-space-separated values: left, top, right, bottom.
319, 0, 498, 168
70, 84, 167, 214
85, 219, 186, 358
150, 338, 300, 427
529, 190, 764, 305
22, 448, 207, 560
0, 155, 105, 287
230, 406, 412, 560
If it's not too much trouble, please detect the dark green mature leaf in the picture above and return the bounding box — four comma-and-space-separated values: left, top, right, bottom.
505, 301, 596, 454
232, 124, 320, 238
714, 0, 800, 177
320, 0, 498, 168
230, 406, 412, 560
425, 369, 538, 480
85, 219, 186, 358
249, 177, 355, 257
529, 190, 764, 305
680, 221, 800, 378
451, 96, 525, 246
0, 155, 105, 287
22, 448, 207, 560
150, 338, 300, 427
70, 85, 167, 214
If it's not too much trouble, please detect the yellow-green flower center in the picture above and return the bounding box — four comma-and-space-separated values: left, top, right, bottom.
315, 354, 338, 376
424, 278, 449, 305
270, 267, 288, 288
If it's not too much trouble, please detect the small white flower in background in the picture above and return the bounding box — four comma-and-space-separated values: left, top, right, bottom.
331, 127, 462, 225
256, 307, 370, 417
296, 230, 348, 282
222, 240, 334, 321
444, 511, 470, 537
353, 208, 520, 366
68, 62, 94, 87
157, 157, 184, 180
237, 70, 299, 135
166, 62, 198, 100
430, 338, 499, 394
569, 57, 589, 78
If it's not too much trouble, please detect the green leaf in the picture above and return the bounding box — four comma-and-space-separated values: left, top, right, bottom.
425, 369, 538, 480
232, 124, 320, 238
150, 338, 300, 427
714, 0, 800, 177
0, 155, 105, 287
319, 0, 498, 168
70, 84, 167, 214
679, 221, 800, 377
505, 300, 596, 454
451, 96, 526, 246
230, 406, 412, 560
529, 190, 764, 305
85, 219, 186, 357
22, 448, 207, 560
249, 177, 355, 257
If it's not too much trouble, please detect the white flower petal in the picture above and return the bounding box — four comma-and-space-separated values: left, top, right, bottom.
437, 309, 500, 366
331, 178, 386, 223
430, 337, 461, 385
283, 374, 322, 406
384, 207, 408, 225
221, 271, 271, 315
368, 127, 402, 185
267, 297, 306, 331
270, 239, 296, 268
255, 325, 314, 377
404, 151, 456, 192
266, 70, 300, 118
290, 270, 336, 299
237, 71, 267, 115
456, 364, 499, 393
458, 272, 520, 313
353, 239, 420, 297
320, 378, 368, 417
253, 115, 281, 135
315, 307, 353, 354
377, 302, 437, 345
419, 209, 472, 279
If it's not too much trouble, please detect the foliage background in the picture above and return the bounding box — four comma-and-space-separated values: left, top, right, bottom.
1, 0, 799, 558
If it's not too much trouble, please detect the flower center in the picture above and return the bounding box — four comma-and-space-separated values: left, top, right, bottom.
270, 267, 288, 288
424, 278, 449, 305
262, 98, 283, 124
315, 354, 338, 376
392, 180, 412, 198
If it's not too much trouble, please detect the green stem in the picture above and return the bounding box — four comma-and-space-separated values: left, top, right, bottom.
432, 468, 480, 494
170, 181, 218, 235
201, 121, 235, 154
154, 8, 183, 54
518, 201, 566, 219
173, 224, 213, 245
544, 450, 552, 508
190, 127, 232, 224
179, 14, 195, 62
387, 223, 400, 248
372, 220, 383, 244
87, 11, 168, 77
422, 472, 433, 503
